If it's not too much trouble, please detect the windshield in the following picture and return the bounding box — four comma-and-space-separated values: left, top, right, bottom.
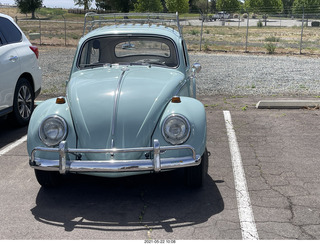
78, 35, 178, 69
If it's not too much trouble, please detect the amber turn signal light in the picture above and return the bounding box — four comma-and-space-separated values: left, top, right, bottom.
171, 96, 181, 103
56, 97, 66, 104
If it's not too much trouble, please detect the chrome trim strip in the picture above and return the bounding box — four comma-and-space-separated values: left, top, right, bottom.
30, 140, 200, 174
111, 67, 129, 138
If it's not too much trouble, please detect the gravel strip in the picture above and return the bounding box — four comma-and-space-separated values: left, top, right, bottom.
190, 53, 320, 96
38, 46, 320, 98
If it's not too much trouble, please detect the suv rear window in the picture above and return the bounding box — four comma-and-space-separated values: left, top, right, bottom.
0, 17, 22, 44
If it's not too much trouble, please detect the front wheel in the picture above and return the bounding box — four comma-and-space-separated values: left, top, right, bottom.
34, 169, 62, 187
11, 78, 34, 126
185, 148, 209, 187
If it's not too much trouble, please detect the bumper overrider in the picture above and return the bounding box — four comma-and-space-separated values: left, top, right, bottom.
29, 139, 201, 174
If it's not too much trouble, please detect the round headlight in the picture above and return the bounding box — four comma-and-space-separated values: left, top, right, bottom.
162, 114, 191, 145
39, 115, 68, 146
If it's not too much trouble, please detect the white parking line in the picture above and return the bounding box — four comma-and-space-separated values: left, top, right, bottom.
223, 110, 259, 240
0, 135, 27, 156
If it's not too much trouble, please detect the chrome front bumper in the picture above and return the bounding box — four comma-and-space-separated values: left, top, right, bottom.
29, 139, 201, 174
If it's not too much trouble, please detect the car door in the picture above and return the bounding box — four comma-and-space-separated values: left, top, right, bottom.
0, 16, 22, 111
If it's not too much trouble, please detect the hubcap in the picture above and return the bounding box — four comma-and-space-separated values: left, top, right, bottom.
17, 85, 32, 119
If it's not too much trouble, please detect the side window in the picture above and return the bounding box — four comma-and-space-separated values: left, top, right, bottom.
0, 17, 22, 44
79, 39, 101, 67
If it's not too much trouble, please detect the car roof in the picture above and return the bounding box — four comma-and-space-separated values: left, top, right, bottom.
81, 24, 182, 43
0, 13, 14, 21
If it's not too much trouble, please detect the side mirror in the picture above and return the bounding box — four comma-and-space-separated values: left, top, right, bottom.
192, 63, 201, 73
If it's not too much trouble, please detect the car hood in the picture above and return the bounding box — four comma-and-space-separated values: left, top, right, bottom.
67, 66, 184, 159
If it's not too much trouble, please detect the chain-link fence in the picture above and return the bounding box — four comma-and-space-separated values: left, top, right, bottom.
7, 10, 320, 55
15, 18, 83, 46
184, 10, 320, 55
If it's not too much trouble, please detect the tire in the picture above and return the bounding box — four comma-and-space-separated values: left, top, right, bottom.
34, 169, 62, 187
11, 78, 34, 126
185, 148, 209, 188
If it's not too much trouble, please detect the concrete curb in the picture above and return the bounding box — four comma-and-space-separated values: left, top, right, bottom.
256, 100, 320, 109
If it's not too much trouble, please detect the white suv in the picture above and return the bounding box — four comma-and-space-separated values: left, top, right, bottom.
0, 13, 42, 126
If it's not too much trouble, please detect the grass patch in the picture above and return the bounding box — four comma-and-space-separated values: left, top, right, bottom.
189, 29, 200, 35
241, 105, 248, 111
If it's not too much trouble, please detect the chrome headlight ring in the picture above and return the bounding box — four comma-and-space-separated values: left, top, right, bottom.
162, 114, 191, 145
39, 115, 68, 147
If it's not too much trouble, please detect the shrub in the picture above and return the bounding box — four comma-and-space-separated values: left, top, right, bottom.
203, 41, 210, 52
265, 43, 276, 54
257, 20, 263, 27
190, 29, 199, 35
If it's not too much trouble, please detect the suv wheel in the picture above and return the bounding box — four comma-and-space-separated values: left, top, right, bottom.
11, 78, 34, 126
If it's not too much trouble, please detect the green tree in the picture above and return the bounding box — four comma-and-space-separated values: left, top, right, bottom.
96, 0, 112, 10
112, 0, 134, 12
282, 0, 295, 15
165, 0, 189, 13
216, 0, 241, 12
95, 0, 135, 12
74, 0, 93, 10
245, 0, 283, 13
15, 0, 42, 19
211, 0, 218, 13
194, 0, 210, 13
134, 0, 163, 12
292, 0, 320, 14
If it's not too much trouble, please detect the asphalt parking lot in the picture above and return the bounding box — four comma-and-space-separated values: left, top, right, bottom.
1, 95, 320, 240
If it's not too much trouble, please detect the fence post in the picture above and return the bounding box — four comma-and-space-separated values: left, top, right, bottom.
245, 11, 249, 53
300, 6, 305, 55
200, 12, 204, 51
62, 15, 67, 46
38, 18, 42, 45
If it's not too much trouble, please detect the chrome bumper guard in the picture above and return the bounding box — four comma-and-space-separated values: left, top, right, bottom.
30, 139, 201, 174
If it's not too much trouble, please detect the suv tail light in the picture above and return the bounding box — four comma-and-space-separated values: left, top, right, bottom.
29, 46, 39, 59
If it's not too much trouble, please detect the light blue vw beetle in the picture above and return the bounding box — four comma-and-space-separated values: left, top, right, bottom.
27, 13, 208, 187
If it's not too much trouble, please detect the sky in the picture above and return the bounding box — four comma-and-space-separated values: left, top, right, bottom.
0, 0, 97, 9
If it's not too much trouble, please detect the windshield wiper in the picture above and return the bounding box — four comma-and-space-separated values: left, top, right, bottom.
80, 63, 106, 69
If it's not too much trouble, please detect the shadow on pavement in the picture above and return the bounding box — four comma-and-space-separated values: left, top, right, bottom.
0, 118, 28, 149
31, 170, 224, 233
